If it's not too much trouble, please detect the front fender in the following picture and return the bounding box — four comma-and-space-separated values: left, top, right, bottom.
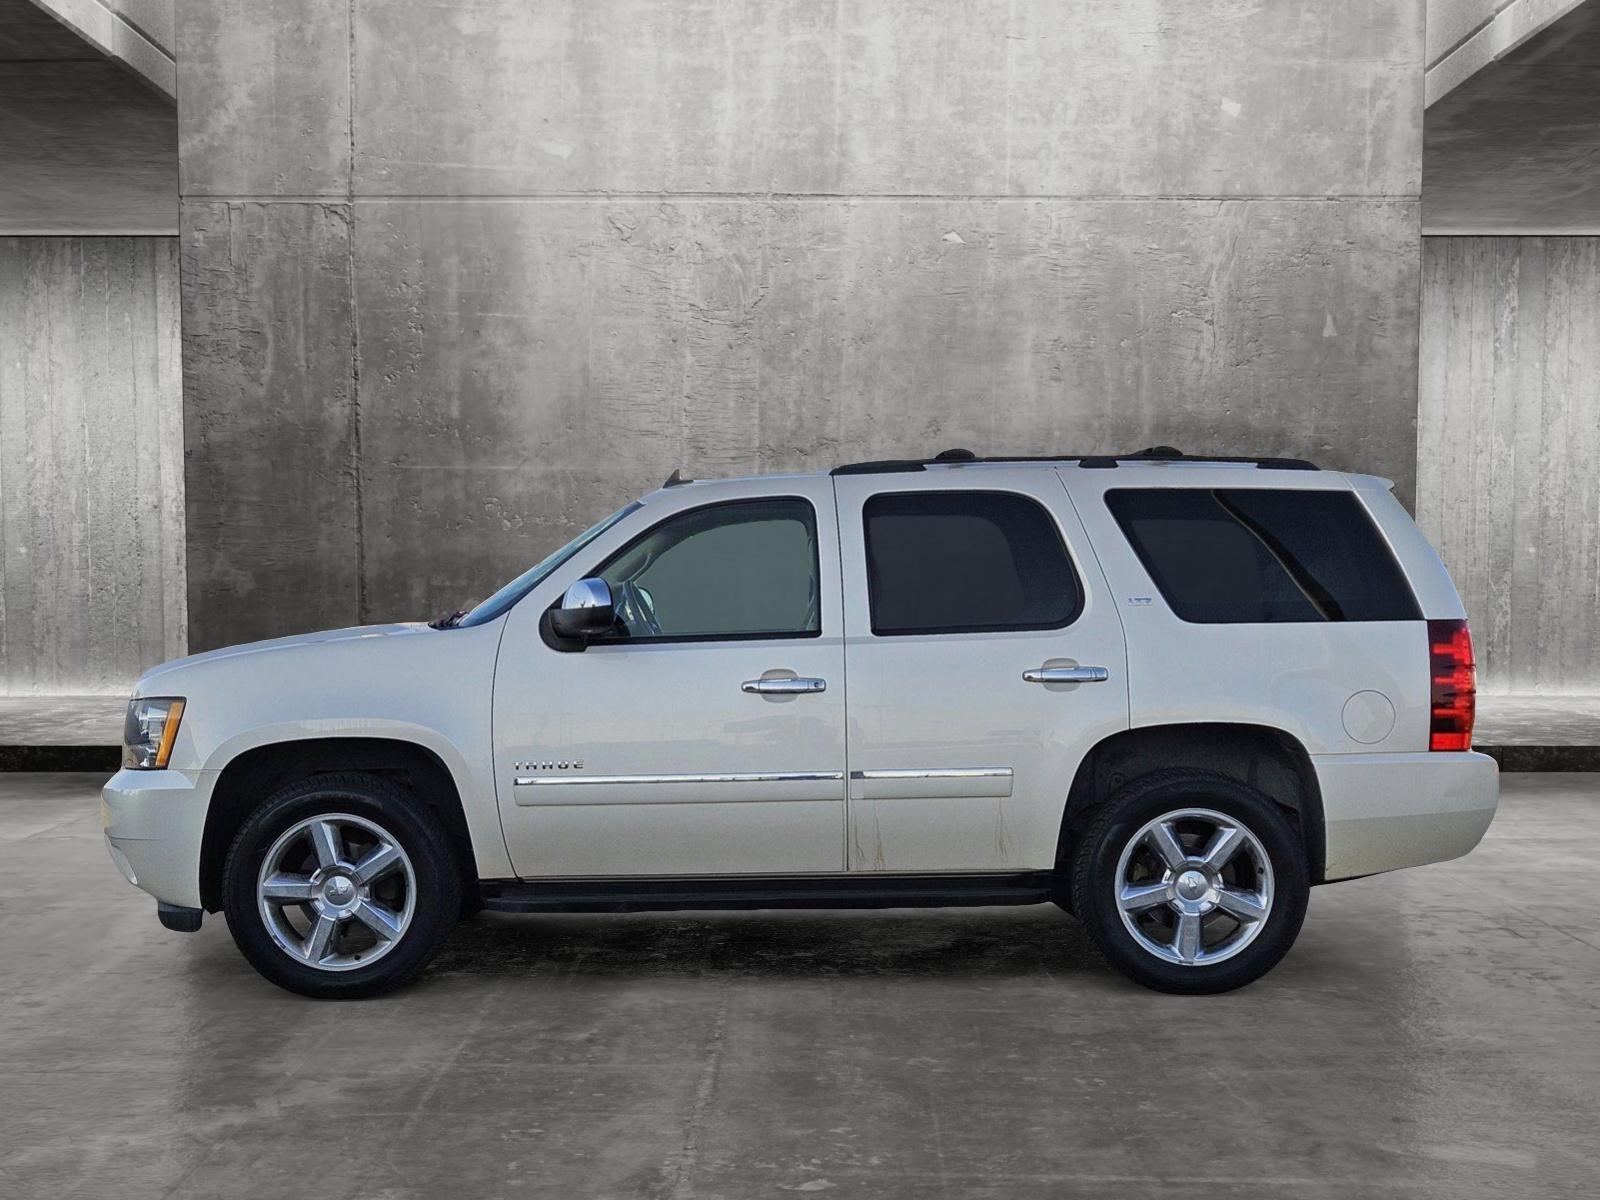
200, 719, 512, 881
140, 618, 513, 881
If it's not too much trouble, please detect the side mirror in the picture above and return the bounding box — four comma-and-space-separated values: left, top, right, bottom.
548, 577, 614, 642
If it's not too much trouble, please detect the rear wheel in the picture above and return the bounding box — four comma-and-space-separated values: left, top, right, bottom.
222, 773, 461, 999
1070, 769, 1309, 994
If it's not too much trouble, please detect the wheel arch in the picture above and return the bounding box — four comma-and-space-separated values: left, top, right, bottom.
1057, 722, 1326, 886
198, 736, 480, 912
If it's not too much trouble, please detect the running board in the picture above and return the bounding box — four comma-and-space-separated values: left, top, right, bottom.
478, 872, 1059, 915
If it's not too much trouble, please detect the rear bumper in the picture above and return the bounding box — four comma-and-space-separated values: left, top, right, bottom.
100, 768, 217, 910
1315, 751, 1499, 881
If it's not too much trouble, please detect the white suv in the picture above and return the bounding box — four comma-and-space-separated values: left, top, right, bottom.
102, 447, 1498, 998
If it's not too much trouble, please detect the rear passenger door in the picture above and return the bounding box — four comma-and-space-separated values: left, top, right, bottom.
833, 468, 1129, 873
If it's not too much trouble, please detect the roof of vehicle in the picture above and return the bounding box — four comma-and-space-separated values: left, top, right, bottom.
654, 446, 1339, 492
829, 446, 1319, 475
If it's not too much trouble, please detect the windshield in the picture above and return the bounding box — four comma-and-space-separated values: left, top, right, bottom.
457, 501, 642, 627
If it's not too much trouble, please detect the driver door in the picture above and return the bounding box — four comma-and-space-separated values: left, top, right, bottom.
492, 478, 847, 878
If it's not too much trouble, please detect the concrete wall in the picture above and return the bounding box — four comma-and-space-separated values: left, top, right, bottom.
179, 1, 1426, 649
1419, 237, 1600, 694
0, 236, 185, 693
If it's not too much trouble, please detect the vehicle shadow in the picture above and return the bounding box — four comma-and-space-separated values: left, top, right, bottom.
427, 903, 1106, 983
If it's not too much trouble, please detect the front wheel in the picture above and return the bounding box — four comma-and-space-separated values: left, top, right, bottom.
1070, 770, 1309, 994
222, 773, 461, 999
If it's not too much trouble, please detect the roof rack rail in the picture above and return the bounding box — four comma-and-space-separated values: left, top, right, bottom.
830, 458, 935, 476
830, 447, 1318, 476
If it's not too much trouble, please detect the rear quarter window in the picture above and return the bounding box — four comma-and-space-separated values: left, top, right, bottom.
1105, 488, 1420, 624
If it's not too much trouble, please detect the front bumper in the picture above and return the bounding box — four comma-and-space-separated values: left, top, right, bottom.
1315, 751, 1499, 882
100, 768, 218, 909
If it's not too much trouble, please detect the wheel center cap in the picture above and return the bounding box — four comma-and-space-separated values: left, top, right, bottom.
322, 874, 355, 905
1175, 869, 1210, 901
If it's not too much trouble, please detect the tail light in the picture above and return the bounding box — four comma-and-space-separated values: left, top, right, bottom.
1428, 619, 1475, 751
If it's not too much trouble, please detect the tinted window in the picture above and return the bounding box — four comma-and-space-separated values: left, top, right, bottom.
593, 499, 819, 640
1106, 488, 1420, 624
864, 491, 1081, 635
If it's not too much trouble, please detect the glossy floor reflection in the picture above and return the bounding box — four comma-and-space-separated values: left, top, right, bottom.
3, 773, 1597, 1199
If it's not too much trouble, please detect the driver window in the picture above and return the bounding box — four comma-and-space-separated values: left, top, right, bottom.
593, 498, 820, 641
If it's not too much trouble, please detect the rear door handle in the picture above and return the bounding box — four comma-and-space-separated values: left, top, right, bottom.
1023, 665, 1109, 684
742, 677, 827, 695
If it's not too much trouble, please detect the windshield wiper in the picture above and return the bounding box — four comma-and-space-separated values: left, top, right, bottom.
428, 609, 467, 630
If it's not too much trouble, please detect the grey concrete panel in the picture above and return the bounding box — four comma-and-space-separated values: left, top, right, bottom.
0, 0, 93, 58
353, 0, 1422, 199
1425, 0, 1589, 103
116, 0, 173, 57
1418, 236, 1600, 693
0, 694, 124, 744
179, 201, 358, 651
175, 0, 349, 197
0, 61, 177, 234
353, 198, 1420, 623
25, 0, 176, 96
1428, 0, 1519, 68
1473, 693, 1600, 745
1422, 2, 1600, 232
181, 0, 1428, 648
4, 770, 1600, 1197
0, 237, 184, 693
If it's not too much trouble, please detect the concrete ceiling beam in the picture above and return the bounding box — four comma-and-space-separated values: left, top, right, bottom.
25, 0, 173, 98
1427, 0, 1590, 105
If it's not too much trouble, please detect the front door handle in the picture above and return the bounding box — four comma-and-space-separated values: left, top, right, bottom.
1023, 665, 1109, 684
741, 677, 826, 695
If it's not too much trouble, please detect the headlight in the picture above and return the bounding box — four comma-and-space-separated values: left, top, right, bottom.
123, 697, 186, 769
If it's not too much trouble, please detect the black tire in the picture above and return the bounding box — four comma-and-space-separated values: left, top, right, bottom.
1069, 769, 1309, 995
222, 772, 462, 1000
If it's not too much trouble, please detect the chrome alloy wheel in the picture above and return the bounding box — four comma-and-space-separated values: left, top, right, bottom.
256, 813, 417, 972
1113, 807, 1275, 967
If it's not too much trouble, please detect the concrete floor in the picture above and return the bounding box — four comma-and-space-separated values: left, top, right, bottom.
2, 775, 1598, 1199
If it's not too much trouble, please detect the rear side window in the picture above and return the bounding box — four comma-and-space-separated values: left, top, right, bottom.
1106, 488, 1420, 624
863, 491, 1082, 635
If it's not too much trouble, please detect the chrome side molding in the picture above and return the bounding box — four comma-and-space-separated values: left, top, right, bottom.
849, 767, 1013, 782
514, 770, 845, 788
847, 766, 1015, 799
